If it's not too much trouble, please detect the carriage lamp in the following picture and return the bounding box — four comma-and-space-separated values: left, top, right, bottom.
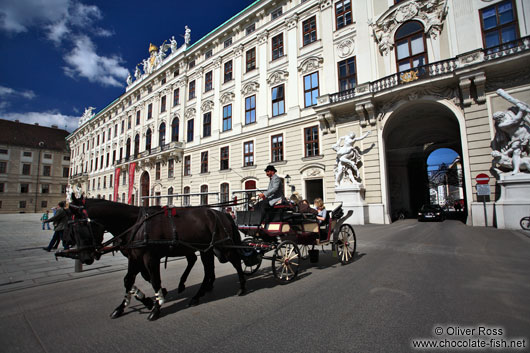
284, 174, 295, 192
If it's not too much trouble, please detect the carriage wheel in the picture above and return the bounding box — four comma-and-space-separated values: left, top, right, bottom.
240, 238, 262, 276
272, 240, 300, 283
299, 245, 309, 260
520, 217, 530, 230
336, 224, 356, 265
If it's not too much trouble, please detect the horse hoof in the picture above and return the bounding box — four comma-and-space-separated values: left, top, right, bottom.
178, 284, 186, 293
237, 288, 247, 296
188, 298, 200, 307
110, 308, 123, 319
148, 304, 161, 321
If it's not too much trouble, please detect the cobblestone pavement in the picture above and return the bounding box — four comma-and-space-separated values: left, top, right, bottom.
0, 213, 131, 293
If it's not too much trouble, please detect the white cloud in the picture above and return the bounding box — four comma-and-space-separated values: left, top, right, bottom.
2, 111, 79, 132
0, 85, 36, 99
63, 35, 129, 87
0, 0, 69, 33
46, 20, 70, 44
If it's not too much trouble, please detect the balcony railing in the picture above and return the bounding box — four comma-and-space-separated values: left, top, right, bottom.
114, 141, 183, 165
325, 35, 530, 103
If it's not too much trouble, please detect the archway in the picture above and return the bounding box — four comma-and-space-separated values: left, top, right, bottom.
383, 100, 467, 222
140, 171, 150, 207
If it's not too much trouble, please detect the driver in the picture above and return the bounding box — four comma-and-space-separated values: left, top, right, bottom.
255, 165, 285, 222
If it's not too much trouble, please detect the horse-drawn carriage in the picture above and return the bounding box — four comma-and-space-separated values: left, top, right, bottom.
236, 202, 356, 283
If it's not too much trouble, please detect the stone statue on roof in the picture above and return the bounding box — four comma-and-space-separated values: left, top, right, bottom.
184, 26, 191, 45
170, 36, 177, 53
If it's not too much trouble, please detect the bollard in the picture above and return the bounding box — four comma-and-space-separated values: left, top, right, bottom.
75, 259, 83, 272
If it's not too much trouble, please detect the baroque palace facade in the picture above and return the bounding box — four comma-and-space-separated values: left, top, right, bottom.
67, 0, 530, 226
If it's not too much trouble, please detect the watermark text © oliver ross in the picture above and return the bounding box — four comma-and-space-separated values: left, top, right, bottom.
411, 325, 527, 350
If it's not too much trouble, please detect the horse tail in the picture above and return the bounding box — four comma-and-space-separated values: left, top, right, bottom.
225, 213, 241, 245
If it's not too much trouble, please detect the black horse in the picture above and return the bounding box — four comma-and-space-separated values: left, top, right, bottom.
63, 195, 247, 321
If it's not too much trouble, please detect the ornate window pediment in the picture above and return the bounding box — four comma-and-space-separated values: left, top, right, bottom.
298, 56, 323, 74
369, 0, 448, 55
201, 100, 214, 112
267, 69, 289, 85
241, 81, 260, 96
185, 107, 196, 120
220, 91, 235, 105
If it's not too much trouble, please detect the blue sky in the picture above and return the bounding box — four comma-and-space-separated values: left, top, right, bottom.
0, 0, 254, 132
427, 148, 459, 171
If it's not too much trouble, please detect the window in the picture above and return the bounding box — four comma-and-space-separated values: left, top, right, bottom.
220, 147, 229, 170
203, 112, 212, 137
147, 103, 153, 119
43, 153, 52, 159
128, 116, 131, 129
246, 48, 256, 72
200, 185, 208, 205
43, 165, 51, 176
201, 151, 208, 173
19, 201, 26, 209
187, 119, 194, 142
155, 162, 161, 180
100, 155, 103, 170
204, 71, 213, 92
147, 85, 152, 93
480, 0, 519, 50
22, 164, 31, 175
184, 155, 191, 176
272, 85, 285, 117
168, 187, 174, 205
0, 149, 7, 154
41, 200, 47, 208
173, 69, 179, 77
205, 49, 213, 59
220, 183, 229, 203
245, 95, 256, 124
304, 72, 319, 107
42, 184, 49, 194
303, 16, 317, 45
122, 171, 127, 185
272, 33, 284, 60
64, 155, 70, 161
109, 175, 113, 188
136, 111, 141, 125
159, 123, 166, 146
304, 126, 319, 157
160, 95, 166, 113
335, 0, 352, 29
224, 37, 232, 48
168, 159, 174, 178
23, 151, 32, 157
224, 61, 233, 82
103, 176, 106, 188
63, 167, 69, 177
244, 141, 254, 167
188, 60, 195, 69
126, 138, 131, 158
271, 7, 282, 20
0, 161, 6, 173
246, 23, 255, 35
171, 117, 179, 142
338, 56, 357, 91
102, 132, 105, 143
189, 80, 196, 99
0, 182, 4, 192
145, 128, 152, 152
21, 183, 29, 193
271, 134, 284, 162
173, 88, 180, 106
183, 186, 190, 206
395, 21, 427, 73
223, 105, 232, 131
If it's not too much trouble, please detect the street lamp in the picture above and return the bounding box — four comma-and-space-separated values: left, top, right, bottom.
284, 174, 295, 193
35, 141, 44, 213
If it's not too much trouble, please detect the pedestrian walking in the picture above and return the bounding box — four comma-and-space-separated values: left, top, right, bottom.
43, 201, 69, 252
40, 210, 51, 230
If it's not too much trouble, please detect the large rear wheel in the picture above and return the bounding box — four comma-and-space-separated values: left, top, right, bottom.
272, 240, 300, 283
336, 224, 356, 265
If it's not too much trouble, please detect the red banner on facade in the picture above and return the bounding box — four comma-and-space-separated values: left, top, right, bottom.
113, 168, 121, 202
128, 162, 136, 205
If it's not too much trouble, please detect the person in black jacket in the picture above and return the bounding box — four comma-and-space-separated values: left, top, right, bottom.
43, 201, 69, 251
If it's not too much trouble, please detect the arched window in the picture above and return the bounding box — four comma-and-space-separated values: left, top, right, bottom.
220, 183, 229, 203
126, 138, 131, 158
244, 179, 257, 203
168, 186, 173, 205
200, 184, 208, 205
183, 186, 190, 206
171, 117, 179, 142
394, 21, 427, 72
159, 123, 166, 147
134, 134, 140, 156
145, 128, 152, 152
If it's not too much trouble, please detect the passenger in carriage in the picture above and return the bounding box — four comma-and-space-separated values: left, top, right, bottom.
299, 199, 318, 215
314, 198, 328, 224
